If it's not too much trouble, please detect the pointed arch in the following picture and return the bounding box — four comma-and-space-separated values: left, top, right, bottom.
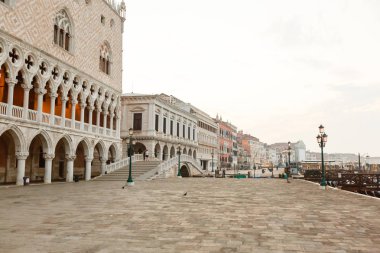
54, 134, 74, 156
54, 8, 74, 51
0, 124, 27, 153
27, 130, 53, 154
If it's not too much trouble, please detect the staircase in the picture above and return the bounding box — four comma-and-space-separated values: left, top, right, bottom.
94, 160, 161, 181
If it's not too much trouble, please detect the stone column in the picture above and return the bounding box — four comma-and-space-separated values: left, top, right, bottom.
43, 154, 55, 184
96, 106, 101, 133
88, 106, 94, 133
101, 158, 107, 175
80, 102, 86, 130
110, 112, 114, 132
16, 152, 28, 186
116, 114, 120, 138
103, 110, 108, 133
71, 99, 77, 128
6, 79, 16, 116
85, 157, 93, 181
36, 88, 46, 122
49, 92, 57, 125
65, 155, 76, 182
61, 97, 67, 127
21, 83, 32, 119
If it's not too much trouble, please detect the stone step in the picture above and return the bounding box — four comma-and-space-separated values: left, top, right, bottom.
94, 161, 162, 181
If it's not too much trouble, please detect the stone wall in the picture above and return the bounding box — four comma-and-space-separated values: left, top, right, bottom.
0, 0, 124, 92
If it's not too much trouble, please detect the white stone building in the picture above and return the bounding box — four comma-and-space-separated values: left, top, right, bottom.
0, 0, 125, 185
120, 93, 198, 161
190, 105, 218, 172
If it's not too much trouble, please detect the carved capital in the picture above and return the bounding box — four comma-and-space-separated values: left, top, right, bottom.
43, 153, 55, 160
35, 88, 47, 95
49, 92, 58, 98
71, 99, 78, 105
61, 96, 68, 103
21, 83, 33, 90
65, 155, 76, 161
79, 102, 87, 109
16, 152, 29, 160
85, 156, 94, 162
100, 157, 107, 163
88, 105, 95, 111
5, 78, 17, 86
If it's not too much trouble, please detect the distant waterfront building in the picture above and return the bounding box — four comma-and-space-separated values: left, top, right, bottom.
190, 105, 218, 172
269, 141, 306, 166
0, 0, 126, 185
214, 116, 236, 169
120, 93, 198, 161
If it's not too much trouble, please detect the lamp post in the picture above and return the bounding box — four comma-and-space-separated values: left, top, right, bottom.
316, 124, 328, 189
177, 144, 181, 178
126, 128, 134, 186
253, 163, 256, 178
211, 149, 214, 173
287, 141, 291, 169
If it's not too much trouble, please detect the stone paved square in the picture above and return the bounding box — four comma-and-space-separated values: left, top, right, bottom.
1, 178, 380, 253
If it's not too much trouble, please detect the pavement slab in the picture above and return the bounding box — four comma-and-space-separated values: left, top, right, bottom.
0, 178, 379, 253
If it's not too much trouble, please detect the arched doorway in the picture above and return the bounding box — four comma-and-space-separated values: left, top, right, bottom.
180, 165, 190, 177
26, 133, 50, 182
170, 146, 175, 158
154, 143, 161, 159
52, 136, 72, 182
74, 140, 90, 180
133, 142, 146, 154
107, 144, 117, 164
162, 145, 168, 160
182, 148, 187, 156
93, 142, 105, 177
188, 149, 192, 157
0, 131, 16, 184
193, 150, 197, 159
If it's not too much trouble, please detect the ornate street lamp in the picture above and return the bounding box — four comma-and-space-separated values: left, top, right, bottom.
211, 149, 215, 173
126, 128, 134, 186
317, 124, 328, 189
177, 144, 182, 178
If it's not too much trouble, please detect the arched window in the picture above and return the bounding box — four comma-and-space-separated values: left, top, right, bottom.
99, 42, 111, 75
54, 10, 72, 51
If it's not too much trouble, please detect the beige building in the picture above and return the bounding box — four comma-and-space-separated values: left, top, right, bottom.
0, 0, 126, 185
120, 93, 198, 161
190, 105, 218, 172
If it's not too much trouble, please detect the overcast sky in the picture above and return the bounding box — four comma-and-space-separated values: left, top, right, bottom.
122, 0, 380, 156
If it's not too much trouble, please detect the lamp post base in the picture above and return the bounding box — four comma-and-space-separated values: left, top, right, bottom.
127, 181, 135, 186
320, 185, 326, 190
177, 175, 182, 178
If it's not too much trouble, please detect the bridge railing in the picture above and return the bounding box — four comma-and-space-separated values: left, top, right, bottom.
180, 155, 203, 172
106, 154, 144, 173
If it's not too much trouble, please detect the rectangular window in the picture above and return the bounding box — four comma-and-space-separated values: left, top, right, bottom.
163, 118, 166, 134
170, 120, 173, 135
188, 127, 190, 140
177, 122, 179, 137
193, 129, 195, 140
183, 125, 185, 138
155, 115, 159, 131
133, 113, 142, 131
